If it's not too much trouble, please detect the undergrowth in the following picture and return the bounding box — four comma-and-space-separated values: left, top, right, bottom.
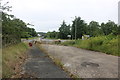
61, 35, 119, 56
2, 42, 29, 78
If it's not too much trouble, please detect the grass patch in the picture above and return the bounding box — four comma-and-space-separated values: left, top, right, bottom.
2, 42, 29, 78
0, 49, 2, 78
61, 35, 119, 56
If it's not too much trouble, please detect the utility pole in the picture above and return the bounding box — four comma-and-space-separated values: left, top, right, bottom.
75, 16, 77, 40
71, 16, 77, 40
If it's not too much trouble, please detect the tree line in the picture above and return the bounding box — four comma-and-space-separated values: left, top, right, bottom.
1, 1, 37, 47
2, 12, 37, 47
46, 17, 119, 39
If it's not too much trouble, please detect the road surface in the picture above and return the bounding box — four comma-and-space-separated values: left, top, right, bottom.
22, 45, 70, 78
41, 39, 69, 43
40, 44, 119, 78
21, 38, 70, 43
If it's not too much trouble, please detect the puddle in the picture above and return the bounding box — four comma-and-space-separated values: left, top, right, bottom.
81, 62, 99, 68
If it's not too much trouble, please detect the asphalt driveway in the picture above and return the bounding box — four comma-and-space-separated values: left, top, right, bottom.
22, 45, 69, 78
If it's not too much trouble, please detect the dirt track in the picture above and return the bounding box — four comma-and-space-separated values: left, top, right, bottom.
40, 44, 119, 78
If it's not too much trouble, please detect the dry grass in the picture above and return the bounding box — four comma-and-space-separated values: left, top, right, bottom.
0, 49, 2, 78
2, 42, 29, 78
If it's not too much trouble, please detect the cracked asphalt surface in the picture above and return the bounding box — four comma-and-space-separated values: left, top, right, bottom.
40, 44, 119, 78
22, 45, 69, 78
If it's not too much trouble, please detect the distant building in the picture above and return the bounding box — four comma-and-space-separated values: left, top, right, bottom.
37, 32, 46, 37
82, 35, 90, 40
118, 1, 120, 25
37, 34, 41, 37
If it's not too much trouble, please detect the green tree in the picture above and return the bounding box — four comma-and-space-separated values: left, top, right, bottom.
59, 21, 71, 39
88, 21, 103, 37
71, 17, 87, 39
46, 31, 59, 39
2, 9, 37, 46
101, 21, 118, 35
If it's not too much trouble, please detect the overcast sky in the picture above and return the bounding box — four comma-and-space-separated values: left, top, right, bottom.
2, 0, 120, 32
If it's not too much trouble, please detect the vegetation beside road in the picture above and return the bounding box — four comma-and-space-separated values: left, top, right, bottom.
46, 17, 119, 56
2, 42, 29, 78
1, 2, 37, 47
46, 17, 119, 40
1, 2, 37, 78
60, 35, 119, 56
2, 12, 37, 47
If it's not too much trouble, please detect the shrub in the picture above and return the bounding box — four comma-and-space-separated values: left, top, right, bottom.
74, 39, 90, 49
101, 38, 119, 56
60, 35, 119, 56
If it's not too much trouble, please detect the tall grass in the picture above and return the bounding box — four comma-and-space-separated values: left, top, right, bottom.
0, 49, 2, 78
61, 35, 119, 56
2, 42, 29, 78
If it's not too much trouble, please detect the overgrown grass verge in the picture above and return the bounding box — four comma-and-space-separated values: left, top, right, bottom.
2, 42, 29, 78
36, 44, 82, 80
0, 49, 2, 78
61, 35, 119, 56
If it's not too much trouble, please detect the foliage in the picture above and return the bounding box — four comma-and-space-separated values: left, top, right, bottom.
1, 1, 37, 47
59, 21, 71, 39
87, 21, 103, 36
61, 35, 119, 56
46, 17, 119, 39
71, 17, 87, 39
2, 12, 37, 47
46, 31, 59, 39
101, 21, 119, 35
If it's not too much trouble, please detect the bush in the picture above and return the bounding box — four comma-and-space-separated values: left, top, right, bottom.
60, 35, 119, 56
74, 39, 90, 49
101, 38, 119, 56
87, 36, 118, 56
